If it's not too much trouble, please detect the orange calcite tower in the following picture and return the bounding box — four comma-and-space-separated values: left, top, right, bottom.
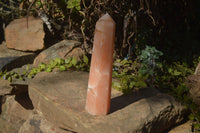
85, 13, 116, 115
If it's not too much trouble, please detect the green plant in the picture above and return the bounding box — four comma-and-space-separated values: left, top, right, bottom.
112, 58, 148, 94
67, 0, 81, 11
139, 45, 163, 76
0, 55, 90, 82
112, 74, 148, 94
112, 46, 163, 94
154, 60, 200, 131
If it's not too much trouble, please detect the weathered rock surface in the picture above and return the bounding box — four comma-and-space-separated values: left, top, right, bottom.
0, 94, 33, 133
186, 75, 200, 105
0, 43, 36, 71
29, 71, 188, 133
5, 16, 45, 51
19, 110, 74, 133
0, 79, 12, 95
0, 65, 71, 133
185, 62, 200, 105
168, 121, 192, 133
1, 94, 33, 120
0, 64, 33, 97
0, 117, 22, 133
0, 66, 34, 133
194, 62, 200, 75
33, 40, 84, 67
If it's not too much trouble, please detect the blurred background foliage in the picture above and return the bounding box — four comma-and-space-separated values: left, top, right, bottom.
0, 0, 199, 65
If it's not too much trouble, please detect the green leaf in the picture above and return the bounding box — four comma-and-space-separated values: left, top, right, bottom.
122, 68, 129, 74
188, 113, 195, 120
45, 68, 52, 72
67, 0, 81, 10
26, 64, 30, 70
83, 55, 89, 65
65, 57, 72, 64
121, 60, 129, 65
135, 80, 147, 88
49, 59, 54, 66
54, 58, 64, 65
10, 71, 15, 75
75, 65, 80, 69
59, 66, 66, 71
19, 76, 23, 81
23, 71, 27, 76
116, 59, 121, 63
112, 71, 119, 78
39, 63, 46, 70
173, 70, 181, 76
13, 73, 19, 78
71, 57, 77, 66
194, 123, 200, 129
66, 63, 73, 68
129, 81, 136, 88
36, 0, 42, 7
76, 6, 81, 10
28, 74, 33, 79
7, 76, 12, 82
31, 68, 39, 74
112, 81, 122, 91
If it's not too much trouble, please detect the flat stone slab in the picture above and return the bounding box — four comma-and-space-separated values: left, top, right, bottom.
29, 71, 187, 133
0, 43, 36, 71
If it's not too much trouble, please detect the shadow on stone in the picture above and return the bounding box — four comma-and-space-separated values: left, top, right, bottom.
1, 54, 37, 71
110, 87, 159, 113
60, 127, 77, 133
0, 57, 17, 70
0, 17, 4, 44
15, 92, 34, 110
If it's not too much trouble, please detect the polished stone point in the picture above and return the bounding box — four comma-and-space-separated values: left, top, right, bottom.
85, 13, 116, 115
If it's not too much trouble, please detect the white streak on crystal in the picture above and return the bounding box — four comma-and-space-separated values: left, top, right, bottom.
88, 87, 97, 96
100, 41, 103, 46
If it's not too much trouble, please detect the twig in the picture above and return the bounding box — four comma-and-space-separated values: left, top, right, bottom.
26, 0, 37, 28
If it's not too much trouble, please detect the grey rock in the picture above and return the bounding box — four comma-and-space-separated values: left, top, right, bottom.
0, 71, 34, 133
186, 75, 200, 105
0, 43, 36, 71
0, 117, 22, 133
33, 40, 84, 67
0, 95, 33, 133
29, 71, 188, 133
19, 110, 74, 133
0, 64, 33, 96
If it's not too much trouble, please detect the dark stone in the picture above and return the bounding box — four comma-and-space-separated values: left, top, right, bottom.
0, 17, 4, 44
